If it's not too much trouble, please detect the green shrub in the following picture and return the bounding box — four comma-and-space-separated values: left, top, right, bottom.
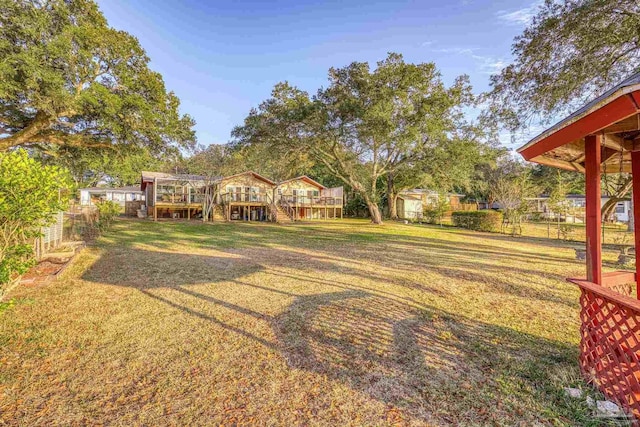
0, 149, 70, 298
451, 210, 503, 232
96, 201, 121, 231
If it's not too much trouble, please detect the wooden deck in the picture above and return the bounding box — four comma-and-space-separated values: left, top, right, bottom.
152, 203, 203, 220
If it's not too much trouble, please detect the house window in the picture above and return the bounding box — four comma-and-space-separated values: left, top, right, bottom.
616, 203, 625, 214
313, 190, 319, 197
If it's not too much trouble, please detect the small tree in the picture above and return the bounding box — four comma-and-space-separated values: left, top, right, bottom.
424, 193, 451, 225
0, 150, 70, 298
546, 170, 569, 239
96, 201, 121, 231
491, 170, 535, 236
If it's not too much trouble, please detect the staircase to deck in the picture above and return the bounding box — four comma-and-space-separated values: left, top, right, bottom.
272, 202, 294, 223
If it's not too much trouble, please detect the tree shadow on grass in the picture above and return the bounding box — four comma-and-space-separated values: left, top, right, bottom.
271, 289, 583, 425
78, 239, 592, 424
82, 247, 264, 289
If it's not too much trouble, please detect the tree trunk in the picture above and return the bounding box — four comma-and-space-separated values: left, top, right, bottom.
387, 174, 398, 220
601, 176, 633, 221
367, 201, 383, 224
390, 193, 399, 220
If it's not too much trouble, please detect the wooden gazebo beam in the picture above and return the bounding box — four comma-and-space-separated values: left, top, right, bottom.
632, 150, 640, 297
518, 85, 640, 288
585, 135, 602, 285
520, 95, 639, 161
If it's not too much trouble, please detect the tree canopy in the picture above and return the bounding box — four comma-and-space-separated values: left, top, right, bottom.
35, 146, 168, 189
233, 53, 483, 223
0, 0, 195, 152
489, 0, 640, 130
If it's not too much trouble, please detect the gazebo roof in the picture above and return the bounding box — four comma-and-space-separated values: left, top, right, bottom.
517, 72, 640, 173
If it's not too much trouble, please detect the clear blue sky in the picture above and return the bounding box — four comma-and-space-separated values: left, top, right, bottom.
97, 0, 541, 149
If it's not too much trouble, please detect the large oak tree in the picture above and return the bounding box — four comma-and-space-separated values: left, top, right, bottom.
489, 0, 640, 129
0, 0, 195, 152
489, 0, 639, 217
233, 53, 474, 224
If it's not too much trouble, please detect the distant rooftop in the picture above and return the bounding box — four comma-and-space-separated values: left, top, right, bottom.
141, 171, 210, 182
80, 185, 143, 193
399, 189, 465, 197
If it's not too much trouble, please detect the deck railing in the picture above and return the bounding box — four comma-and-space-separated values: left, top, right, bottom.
220, 191, 272, 204
568, 274, 640, 421
156, 193, 205, 204
278, 194, 342, 206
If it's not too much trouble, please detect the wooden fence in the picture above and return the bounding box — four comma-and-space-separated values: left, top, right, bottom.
569, 277, 640, 421
34, 211, 64, 260
125, 200, 144, 217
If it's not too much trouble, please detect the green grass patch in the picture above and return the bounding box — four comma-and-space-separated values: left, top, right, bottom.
0, 218, 623, 425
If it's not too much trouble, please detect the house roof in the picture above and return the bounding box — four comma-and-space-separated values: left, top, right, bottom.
398, 193, 422, 201
277, 175, 326, 189
517, 72, 640, 173
218, 171, 276, 186
79, 185, 143, 193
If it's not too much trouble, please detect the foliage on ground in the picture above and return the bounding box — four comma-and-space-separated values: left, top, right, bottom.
0, 219, 625, 425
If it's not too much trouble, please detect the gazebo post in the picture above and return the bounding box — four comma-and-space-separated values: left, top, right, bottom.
585, 134, 602, 285
631, 150, 640, 298
515, 75, 640, 420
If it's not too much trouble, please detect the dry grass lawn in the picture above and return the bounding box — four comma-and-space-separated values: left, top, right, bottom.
0, 219, 630, 426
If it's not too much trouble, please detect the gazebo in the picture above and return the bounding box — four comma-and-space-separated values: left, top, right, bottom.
518, 73, 640, 419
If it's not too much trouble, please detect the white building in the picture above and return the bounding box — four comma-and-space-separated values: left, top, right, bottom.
526, 194, 631, 223
79, 186, 145, 207
397, 189, 465, 220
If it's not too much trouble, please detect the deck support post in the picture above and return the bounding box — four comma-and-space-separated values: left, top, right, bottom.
585, 134, 602, 285
631, 150, 640, 298
153, 178, 158, 221
187, 207, 190, 220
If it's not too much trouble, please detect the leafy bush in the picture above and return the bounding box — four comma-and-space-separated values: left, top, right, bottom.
451, 210, 503, 232
0, 149, 70, 298
0, 245, 34, 285
559, 223, 575, 241
96, 201, 121, 231
423, 194, 451, 225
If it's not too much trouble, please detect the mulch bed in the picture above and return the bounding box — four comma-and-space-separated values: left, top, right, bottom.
20, 261, 69, 288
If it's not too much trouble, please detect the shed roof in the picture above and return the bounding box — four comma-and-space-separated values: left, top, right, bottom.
398, 189, 465, 199
517, 72, 640, 173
